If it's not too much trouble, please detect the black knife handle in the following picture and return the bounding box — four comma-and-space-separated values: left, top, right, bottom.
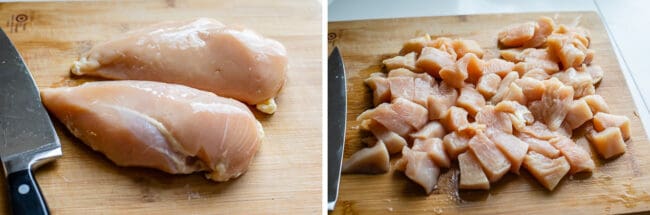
7, 169, 49, 215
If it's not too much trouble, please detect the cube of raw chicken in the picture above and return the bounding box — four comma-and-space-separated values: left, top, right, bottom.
365, 73, 391, 106
443, 131, 472, 160
582, 64, 604, 84
523, 151, 570, 191
413, 138, 451, 168
441, 106, 470, 132
383, 52, 420, 72
521, 68, 551, 81
70, 18, 288, 113
427, 81, 458, 120
388, 76, 415, 101
553, 68, 595, 99
341, 140, 390, 174
413, 74, 437, 107
483, 59, 516, 78
458, 151, 490, 190
476, 73, 501, 99
430, 37, 458, 59
488, 132, 529, 174
416, 47, 456, 78
411, 121, 445, 140
41, 81, 264, 182
362, 119, 407, 154
452, 39, 485, 59
547, 27, 591, 69
593, 112, 631, 140
508, 48, 560, 75
400, 34, 431, 55
475, 105, 513, 134
498, 22, 537, 47
458, 53, 485, 84
456, 85, 486, 117
580, 94, 611, 114
549, 137, 595, 174
517, 133, 561, 158
494, 100, 534, 130
391, 98, 429, 130
528, 78, 574, 130
588, 127, 626, 159
491, 72, 519, 104
440, 64, 467, 88
523, 16, 556, 48
518, 121, 556, 140
564, 99, 594, 130
514, 77, 545, 102
358, 103, 412, 136
502, 83, 527, 105
400, 147, 441, 194
468, 131, 512, 182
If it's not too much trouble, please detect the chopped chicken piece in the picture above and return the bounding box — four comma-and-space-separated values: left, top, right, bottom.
482, 58, 516, 78
593, 112, 631, 140
357, 103, 413, 136
580, 94, 610, 114
383, 52, 420, 72
528, 78, 574, 130
468, 131, 512, 182
476, 73, 501, 99
523, 16, 556, 48
458, 53, 485, 84
391, 98, 429, 130
439, 64, 466, 88
514, 77, 545, 102
441, 106, 470, 132
341, 140, 390, 174
411, 121, 445, 140
488, 132, 529, 174
458, 151, 490, 190
547, 26, 591, 69
365, 73, 391, 106
430, 37, 458, 59
413, 138, 451, 168
400, 147, 441, 194
582, 64, 604, 84
491, 72, 519, 104
521, 68, 551, 81
503, 83, 527, 105
494, 100, 534, 130
443, 131, 472, 160
475, 105, 513, 134
400, 34, 431, 55
588, 127, 626, 159
427, 82, 458, 120
549, 137, 595, 174
498, 22, 537, 47
453, 39, 485, 59
519, 121, 555, 140
416, 47, 456, 78
517, 133, 561, 158
414, 74, 437, 107
457, 85, 486, 117
564, 99, 594, 130
388, 76, 415, 101
523, 151, 570, 191
364, 120, 407, 154
553, 68, 595, 98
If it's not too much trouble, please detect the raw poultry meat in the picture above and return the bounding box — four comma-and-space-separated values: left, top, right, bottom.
70, 18, 288, 114
41, 81, 264, 182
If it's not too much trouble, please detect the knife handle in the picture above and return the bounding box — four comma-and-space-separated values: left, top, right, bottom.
7, 169, 49, 215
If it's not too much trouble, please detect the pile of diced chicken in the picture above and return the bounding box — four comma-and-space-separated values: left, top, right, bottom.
341, 16, 632, 193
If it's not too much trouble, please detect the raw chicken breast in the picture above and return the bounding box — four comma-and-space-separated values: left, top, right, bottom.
521, 68, 551, 81
383, 52, 420, 72
593, 112, 631, 140
342, 140, 390, 174
457, 85, 486, 117
41, 81, 264, 181
401, 147, 441, 194
475, 105, 513, 134
553, 68, 595, 99
476, 73, 501, 99
582, 64, 604, 84
517, 133, 561, 158
502, 83, 526, 105
514, 77, 545, 102
427, 81, 458, 120
70, 18, 288, 113
443, 131, 472, 160
400, 34, 431, 55
580, 94, 610, 114
528, 78, 574, 130
523, 151, 570, 191
440, 106, 470, 132
357, 103, 413, 136
468, 131, 511, 182
388, 76, 415, 101
362, 120, 407, 154
365, 73, 391, 106
519, 121, 556, 140
488, 132, 529, 174
483, 58, 516, 78
523, 16, 556, 48
411, 121, 445, 140
417, 47, 456, 78
458, 53, 485, 84
588, 127, 626, 159
458, 151, 490, 190
494, 101, 533, 130
564, 99, 593, 130
440, 64, 466, 88
498, 22, 537, 47
549, 137, 595, 174
391, 98, 429, 130
413, 138, 451, 168
452, 39, 484, 59
490, 72, 519, 104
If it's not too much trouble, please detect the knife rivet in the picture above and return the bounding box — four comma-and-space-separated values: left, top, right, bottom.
18, 184, 29, 195
328, 33, 337, 41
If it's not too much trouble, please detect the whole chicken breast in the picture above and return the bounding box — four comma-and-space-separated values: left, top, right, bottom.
41, 81, 264, 181
71, 18, 288, 114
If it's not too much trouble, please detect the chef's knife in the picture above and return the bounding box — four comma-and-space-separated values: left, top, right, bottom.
328, 47, 346, 211
0, 28, 62, 215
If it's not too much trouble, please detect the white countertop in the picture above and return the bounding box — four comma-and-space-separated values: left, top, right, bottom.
329, 0, 650, 133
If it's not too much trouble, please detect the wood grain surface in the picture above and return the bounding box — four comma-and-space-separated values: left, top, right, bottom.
328, 12, 650, 214
0, 0, 322, 214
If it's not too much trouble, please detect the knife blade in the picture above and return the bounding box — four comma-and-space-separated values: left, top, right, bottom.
327, 47, 347, 211
0, 27, 62, 215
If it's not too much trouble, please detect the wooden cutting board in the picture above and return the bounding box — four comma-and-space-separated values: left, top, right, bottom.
328, 12, 650, 214
0, 0, 321, 214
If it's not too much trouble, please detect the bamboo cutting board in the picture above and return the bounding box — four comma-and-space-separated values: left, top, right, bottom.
328, 12, 650, 214
0, 0, 321, 214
